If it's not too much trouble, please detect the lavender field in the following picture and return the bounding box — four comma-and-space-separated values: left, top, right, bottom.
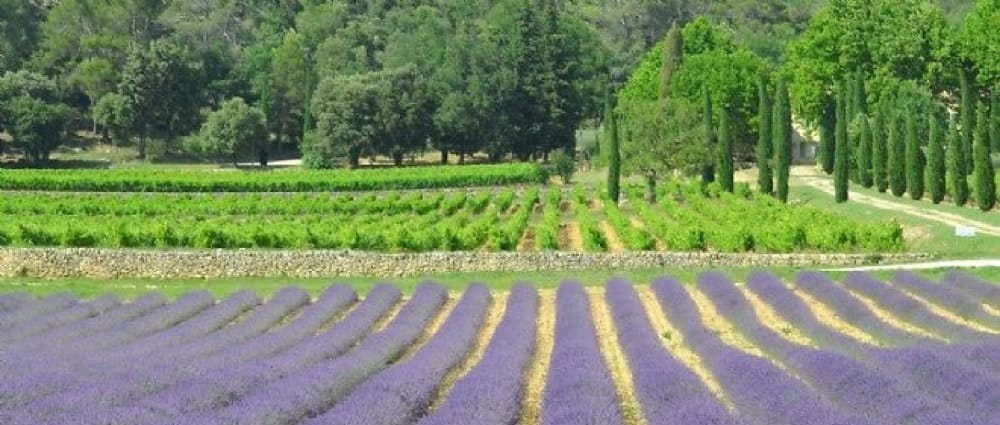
0, 271, 998, 425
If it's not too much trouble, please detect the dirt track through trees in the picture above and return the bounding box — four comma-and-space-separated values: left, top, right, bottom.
798, 176, 1000, 236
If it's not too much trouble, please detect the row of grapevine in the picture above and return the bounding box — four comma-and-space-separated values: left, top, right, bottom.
0, 163, 547, 192
0, 272, 997, 424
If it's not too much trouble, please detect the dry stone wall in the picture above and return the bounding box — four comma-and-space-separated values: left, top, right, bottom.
0, 248, 932, 279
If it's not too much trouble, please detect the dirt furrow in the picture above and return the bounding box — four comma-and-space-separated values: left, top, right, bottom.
587, 287, 646, 425
895, 287, 999, 334
635, 285, 731, 408
519, 289, 556, 425
685, 286, 766, 357
397, 297, 456, 363
739, 286, 814, 347
793, 289, 880, 346
599, 221, 628, 252
844, 289, 946, 341
425, 292, 508, 415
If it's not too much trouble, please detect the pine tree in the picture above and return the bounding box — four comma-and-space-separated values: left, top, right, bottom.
973, 100, 996, 211
819, 95, 836, 174
872, 106, 888, 192
757, 74, 773, 195
718, 104, 734, 192
773, 75, 792, 203
834, 83, 850, 203
888, 114, 907, 197
607, 97, 621, 203
659, 24, 683, 100
959, 67, 975, 176
947, 116, 969, 206
927, 112, 946, 204
702, 85, 715, 185
857, 114, 873, 188
905, 112, 924, 200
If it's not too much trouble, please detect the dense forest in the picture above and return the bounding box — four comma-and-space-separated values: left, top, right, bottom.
0, 0, 990, 169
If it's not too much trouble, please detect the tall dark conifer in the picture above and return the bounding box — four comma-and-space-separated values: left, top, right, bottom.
659, 24, 683, 100
927, 112, 946, 204
718, 104, 734, 192
702, 85, 715, 185
757, 74, 773, 195
819, 95, 836, 174
973, 101, 996, 211
946, 116, 969, 206
905, 112, 924, 200
959, 67, 975, 176
888, 114, 906, 197
773, 75, 792, 203
606, 95, 621, 203
858, 114, 873, 188
834, 83, 849, 203
872, 106, 888, 192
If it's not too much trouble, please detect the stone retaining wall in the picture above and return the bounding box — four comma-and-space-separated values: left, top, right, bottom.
0, 248, 933, 279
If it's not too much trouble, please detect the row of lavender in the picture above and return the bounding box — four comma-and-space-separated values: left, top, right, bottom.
1, 271, 998, 424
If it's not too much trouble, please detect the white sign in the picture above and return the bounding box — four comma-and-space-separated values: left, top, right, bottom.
954, 226, 977, 237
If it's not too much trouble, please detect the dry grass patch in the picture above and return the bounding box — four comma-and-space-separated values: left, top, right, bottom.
635, 285, 731, 409
520, 289, 556, 425
599, 220, 627, 252
793, 289, 880, 346
425, 292, 508, 415
586, 287, 646, 425
559, 221, 584, 251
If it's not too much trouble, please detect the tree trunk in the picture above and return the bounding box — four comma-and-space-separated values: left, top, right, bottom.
440, 150, 448, 164
138, 127, 148, 160
645, 171, 657, 204
348, 147, 361, 169
259, 148, 268, 168
459, 152, 466, 164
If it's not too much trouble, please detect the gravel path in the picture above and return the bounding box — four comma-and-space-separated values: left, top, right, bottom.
826, 259, 1000, 271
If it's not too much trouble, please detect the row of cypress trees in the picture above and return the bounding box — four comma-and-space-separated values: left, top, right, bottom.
754, 75, 792, 202
819, 69, 997, 211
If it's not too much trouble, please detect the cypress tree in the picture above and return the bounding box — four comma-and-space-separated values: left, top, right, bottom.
702, 85, 715, 185
718, 104, 734, 192
819, 95, 836, 174
852, 70, 867, 117
905, 112, 924, 200
973, 100, 996, 211
888, 114, 906, 197
946, 116, 969, 206
773, 75, 792, 203
959, 67, 975, 175
872, 106, 888, 192
757, 74, 773, 195
659, 24, 683, 100
606, 98, 621, 203
834, 83, 850, 202
857, 114, 873, 188
927, 112, 946, 204
991, 92, 999, 152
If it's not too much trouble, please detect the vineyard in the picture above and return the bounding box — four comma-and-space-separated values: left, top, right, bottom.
0, 163, 547, 192
0, 181, 902, 253
0, 271, 997, 424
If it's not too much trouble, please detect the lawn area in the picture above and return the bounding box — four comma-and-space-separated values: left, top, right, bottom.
2, 266, 997, 300
792, 185, 999, 259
